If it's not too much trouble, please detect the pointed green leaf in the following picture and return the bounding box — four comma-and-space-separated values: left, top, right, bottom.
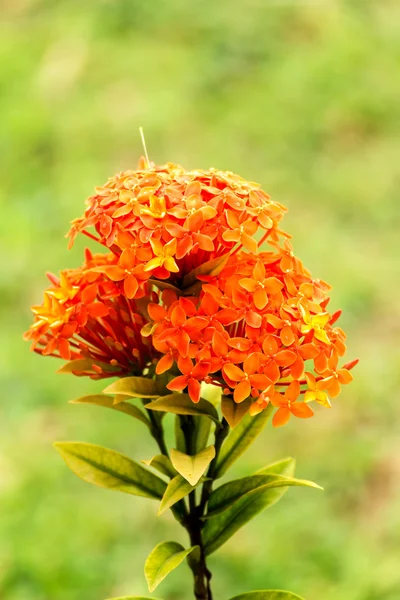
170, 446, 216, 486
103, 377, 167, 398
148, 278, 181, 294
54, 442, 166, 499
257, 457, 296, 477
158, 474, 198, 515
206, 473, 322, 518
146, 394, 219, 425
142, 455, 176, 479
221, 396, 251, 428
69, 395, 150, 427
144, 541, 199, 592
58, 358, 119, 375
203, 457, 297, 554
229, 591, 305, 600
182, 253, 230, 289
215, 404, 273, 478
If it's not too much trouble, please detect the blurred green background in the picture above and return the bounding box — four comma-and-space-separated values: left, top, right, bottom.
1, 0, 399, 599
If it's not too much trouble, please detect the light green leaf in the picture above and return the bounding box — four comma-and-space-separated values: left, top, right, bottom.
170, 446, 216, 486
106, 597, 158, 600
257, 457, 296, 477
146, 394, 219, 425
54, 442, 166, 499
142, 455, 177, 479
144, 541, 199, 592
215, 405, 273, 478
69, 395, 150, 427
221, 395, 251, 429
206, 473, 322, 518
158, 474, 197, 515
103, 377, 167, 398
201, 383, 222, 406
229, 591, 305, 600
58, 358, 119, 375
203, 456, 297, 554
182, 253, 230, 289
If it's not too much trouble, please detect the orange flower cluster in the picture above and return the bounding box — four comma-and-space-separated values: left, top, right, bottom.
25, 159, 356, 426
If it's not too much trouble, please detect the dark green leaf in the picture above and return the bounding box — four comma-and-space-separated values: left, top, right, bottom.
193, 415, 212, 453
221, 396, 251, 428
206, 473, 322, 517
215, 405, 273, 478
146, 394, 219, 424
69, 394, 150, 427
203, 457, 296, 554
144, 541, 199, 592
54, 442, 166, 499
182, 253, 230, 289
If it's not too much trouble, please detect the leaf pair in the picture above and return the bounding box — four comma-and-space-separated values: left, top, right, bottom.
203, 457, 322, 555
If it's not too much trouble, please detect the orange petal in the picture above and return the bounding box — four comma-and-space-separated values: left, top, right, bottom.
124, 274, 138, 299
156, 353, 174, 375
223, 363, 244, 382
234, 380, 251, 403
272, 406, 291, 427
280, 325, 295, 346
290, 402, 314, 419
254, 288, 268, 310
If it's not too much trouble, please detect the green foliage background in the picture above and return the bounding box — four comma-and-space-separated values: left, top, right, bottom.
1, 1, 399, 598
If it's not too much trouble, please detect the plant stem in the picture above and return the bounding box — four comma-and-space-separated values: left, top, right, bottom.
180, 415, 230, 599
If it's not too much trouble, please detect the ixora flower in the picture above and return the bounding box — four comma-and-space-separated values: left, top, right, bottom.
25, 156, 357, 600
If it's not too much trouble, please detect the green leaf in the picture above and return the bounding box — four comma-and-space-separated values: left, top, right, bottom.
103, 377, 167, 398
182, 253, 230, 289
229, 591, 305, 600
54, 442, 166, 499
257, 457, 296, 477
221, 395, 251, 428
106, 597, 158, 600
144, 541, 199, 592
170, 446, 216, 486
201, 383, 222, 406
215, 404, 273, 478
141, 455, 177, 478
206, 473, 322, 518
158, 474, 197, 515
148, 278, 181, 294
203, 456, 297, 554
193, 415, 212, 453
58, 358, 119, 375
146, 394, 219, 425
69, 394, 150, 427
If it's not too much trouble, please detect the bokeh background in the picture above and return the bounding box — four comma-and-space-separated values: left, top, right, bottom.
1, 0, 399, 599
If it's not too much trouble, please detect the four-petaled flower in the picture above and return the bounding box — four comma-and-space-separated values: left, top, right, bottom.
167, 357, 211, 402
223, 354, 271, 403
271, 381, 314, 427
